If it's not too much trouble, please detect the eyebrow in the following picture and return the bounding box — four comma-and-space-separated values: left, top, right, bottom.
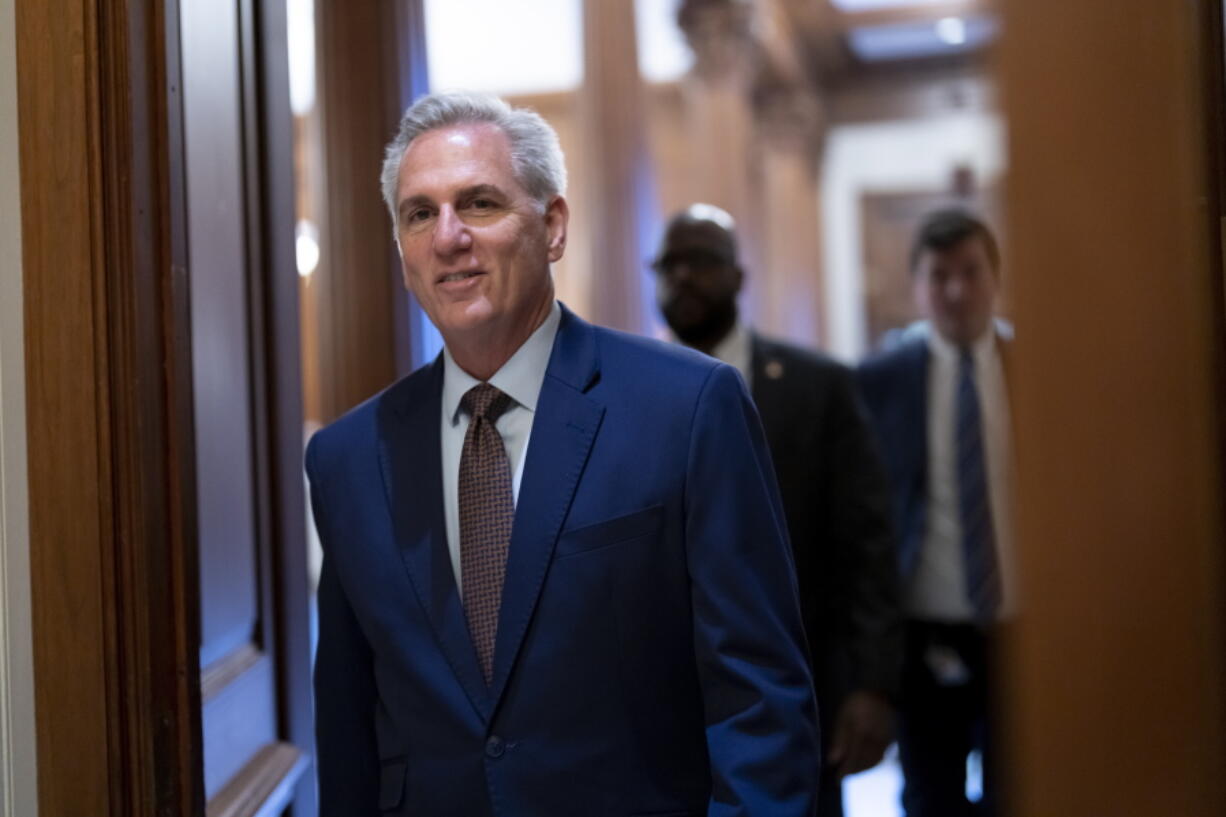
397, 184, 509, 218
456, 183, 507, 202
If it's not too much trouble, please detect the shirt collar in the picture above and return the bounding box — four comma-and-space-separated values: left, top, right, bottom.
442, 300, 561, 425
667, 319, 753, 383
709, 320, 752, 379
927, 321, 997, 366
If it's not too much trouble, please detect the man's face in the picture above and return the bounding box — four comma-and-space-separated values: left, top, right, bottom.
394, 122, 567, 345
653, 219, 742, 346
914, 235, 1000, 347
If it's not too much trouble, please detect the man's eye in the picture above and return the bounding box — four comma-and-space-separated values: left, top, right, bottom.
406, 208, 432, 224
471, 198, 495, 210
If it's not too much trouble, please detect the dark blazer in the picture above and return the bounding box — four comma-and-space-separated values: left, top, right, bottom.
307, 306, 820, 817
749, 335, 901, 718
854, 337, 930, 580
855, 333, 1013, 582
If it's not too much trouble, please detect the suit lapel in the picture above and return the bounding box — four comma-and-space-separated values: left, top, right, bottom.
749, 333, 788, 427
488, 305, 604, 708
376, 359, 492, 721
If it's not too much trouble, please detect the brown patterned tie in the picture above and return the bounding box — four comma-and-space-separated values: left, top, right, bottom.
458, 383, 515, 685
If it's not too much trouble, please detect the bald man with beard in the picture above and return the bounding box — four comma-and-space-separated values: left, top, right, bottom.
652, 204, 903, 817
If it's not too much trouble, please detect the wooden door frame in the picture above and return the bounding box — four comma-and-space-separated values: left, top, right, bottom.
18, 0, 202, 813
17, 1, 313, 814
1001, 0, 1226, 814
247, 0, 316, 812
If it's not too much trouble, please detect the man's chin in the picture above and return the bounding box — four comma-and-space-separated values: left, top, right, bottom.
663, 306, 712, 340
433, 299, 497, 337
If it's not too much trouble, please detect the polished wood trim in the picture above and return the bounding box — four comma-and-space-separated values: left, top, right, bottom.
18, 0, 204, 813
311, 0, 401, 422
99, 2, 204, 814
383, 0, 431, 378
249, 2, 318, 816
200, 645, 263, 704
205, 742, 307, 817
1002, 0, 1226, 814
17, 1, 115, 814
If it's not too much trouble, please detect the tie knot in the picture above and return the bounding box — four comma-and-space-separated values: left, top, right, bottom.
959, 347, 975, 373
462, 383, 513, 423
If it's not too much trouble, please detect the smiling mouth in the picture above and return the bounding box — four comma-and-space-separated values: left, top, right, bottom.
438, 271, 484, 284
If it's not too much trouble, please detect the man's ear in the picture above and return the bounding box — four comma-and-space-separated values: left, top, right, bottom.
544, 195, 569, 263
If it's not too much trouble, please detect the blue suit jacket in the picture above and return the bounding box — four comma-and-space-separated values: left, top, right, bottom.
307, 305, 820, 817
855, 338, 930, 581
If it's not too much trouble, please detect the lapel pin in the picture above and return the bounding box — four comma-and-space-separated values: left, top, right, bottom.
765, 360, 784, 380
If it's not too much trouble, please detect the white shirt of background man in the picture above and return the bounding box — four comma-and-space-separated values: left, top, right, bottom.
907, 325, 1016, 622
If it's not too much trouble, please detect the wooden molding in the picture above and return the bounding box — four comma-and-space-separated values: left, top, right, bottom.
205, 743, 307, 817
311, 0, 402, 422
17, 0, 204, 814
200, 645, 263, 704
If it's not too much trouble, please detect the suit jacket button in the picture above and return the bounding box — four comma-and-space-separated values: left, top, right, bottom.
485, 736, 505, 758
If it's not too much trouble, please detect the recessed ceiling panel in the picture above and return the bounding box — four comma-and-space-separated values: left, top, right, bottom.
848, 15, 998, 61
831, 0, 952, 11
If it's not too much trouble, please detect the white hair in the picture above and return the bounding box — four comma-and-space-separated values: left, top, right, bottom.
379, 91, 568, 228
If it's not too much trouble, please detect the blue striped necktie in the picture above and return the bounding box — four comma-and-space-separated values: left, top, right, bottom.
957, 349, 1002, 621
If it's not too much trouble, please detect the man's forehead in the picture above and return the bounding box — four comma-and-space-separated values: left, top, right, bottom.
923, 235, 994, 264
666, 219, 736, 255
398, 122, 514, 190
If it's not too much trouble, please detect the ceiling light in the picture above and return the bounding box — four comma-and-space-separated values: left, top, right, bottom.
936, 17, 967, 45
296, 220, 320, 279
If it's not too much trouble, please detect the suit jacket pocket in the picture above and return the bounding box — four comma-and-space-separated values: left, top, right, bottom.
555, 504, 664, 558
378, 758, 407, 811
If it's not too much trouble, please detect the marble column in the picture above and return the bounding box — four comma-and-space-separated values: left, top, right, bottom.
753, 73, 827, 343
676, 0, 766, 318
579, 0, 655, 333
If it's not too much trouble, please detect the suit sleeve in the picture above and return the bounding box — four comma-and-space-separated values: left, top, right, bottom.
823, 367, 903, 698
307, 440, 380, 817
685, 364, 821, 817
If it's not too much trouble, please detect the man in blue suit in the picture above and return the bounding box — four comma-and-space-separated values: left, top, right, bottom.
306, 91, 820, 816
857, 209, 1013, 817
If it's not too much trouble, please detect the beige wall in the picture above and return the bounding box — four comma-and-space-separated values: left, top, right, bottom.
0, 0, 37, 812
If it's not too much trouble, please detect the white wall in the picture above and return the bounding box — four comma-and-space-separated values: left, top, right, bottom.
821, 112, 1006, 360
0, 0, 38, 811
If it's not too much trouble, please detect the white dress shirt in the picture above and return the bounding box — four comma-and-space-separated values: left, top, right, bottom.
440, 301, 561, 595
708, 320, 753, 392
906, 325, 1016, 622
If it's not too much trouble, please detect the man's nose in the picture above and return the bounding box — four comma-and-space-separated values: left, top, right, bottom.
943, 276, 965, 302
670, 261, 695, 284
432, 207, 472, 255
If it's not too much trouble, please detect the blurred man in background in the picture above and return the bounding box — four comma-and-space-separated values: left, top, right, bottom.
653, 203, 902, 817
858, 208, 1013, 817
